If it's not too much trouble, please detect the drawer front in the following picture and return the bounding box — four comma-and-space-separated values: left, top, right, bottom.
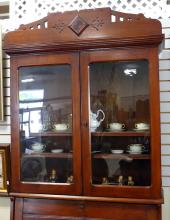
85, 201, 161, 220
23, 198, 84, 217
13, 198, 161, 220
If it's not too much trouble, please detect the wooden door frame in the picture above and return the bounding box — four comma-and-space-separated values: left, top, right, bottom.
10, 52, 82, 195
80, 47, 161, 199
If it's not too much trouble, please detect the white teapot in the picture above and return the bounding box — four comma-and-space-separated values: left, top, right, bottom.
90, 109, 105, 131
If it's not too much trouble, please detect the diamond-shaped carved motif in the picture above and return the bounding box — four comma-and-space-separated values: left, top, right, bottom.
68, 15, 89, 36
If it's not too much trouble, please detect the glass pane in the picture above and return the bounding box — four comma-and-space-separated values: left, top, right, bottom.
89, 60, 151, 186
19, 65, 73, 184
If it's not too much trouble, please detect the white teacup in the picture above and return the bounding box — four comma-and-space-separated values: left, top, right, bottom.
128, 144, 144, 153
31, 143, 45, 151
109, 122, 125, 130
54, 123, 68, 131
135, 123, 149, 130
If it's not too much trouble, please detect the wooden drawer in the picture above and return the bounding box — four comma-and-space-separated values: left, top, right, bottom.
85, 201, 161, 220
13, 198, 161, 220
23, 198, 84, 217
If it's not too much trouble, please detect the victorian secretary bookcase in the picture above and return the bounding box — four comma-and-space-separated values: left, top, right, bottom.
4, 8, 164, 220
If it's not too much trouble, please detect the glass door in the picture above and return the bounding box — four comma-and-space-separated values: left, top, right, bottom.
11, 53, 82, 195
81, 49, 160, 198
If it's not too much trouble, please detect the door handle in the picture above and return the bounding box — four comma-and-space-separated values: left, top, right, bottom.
82, 122, 88, 128
79, 202, 85, 209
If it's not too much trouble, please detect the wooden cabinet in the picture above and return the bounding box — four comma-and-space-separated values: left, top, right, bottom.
4, 7, 164, 220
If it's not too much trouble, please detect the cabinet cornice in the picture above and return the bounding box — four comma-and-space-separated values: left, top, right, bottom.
4, 7, 163, 54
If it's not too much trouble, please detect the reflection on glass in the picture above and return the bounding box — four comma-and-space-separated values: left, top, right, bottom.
89, 60, 151, 186
19, 65, 73, 183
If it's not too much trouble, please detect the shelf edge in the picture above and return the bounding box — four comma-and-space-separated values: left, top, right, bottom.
9, 192, 164, 205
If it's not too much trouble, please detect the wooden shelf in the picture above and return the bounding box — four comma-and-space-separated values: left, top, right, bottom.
91, 131, 150, 137
93, 153, 150, 160
19, 96, 71, 103
22, 152, 150, 160
29, 131, 149, 137
30, 131, 72, 137
23, 152, 73, 158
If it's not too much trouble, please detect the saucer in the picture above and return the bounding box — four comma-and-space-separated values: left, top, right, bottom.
25, 148, 45, 154
127, 150, 143, 154
107, 128, 125, 132
133, 128, 149, 132
53, 128, 69, 132
91, 150, 102, 154
32, 149, 44, 153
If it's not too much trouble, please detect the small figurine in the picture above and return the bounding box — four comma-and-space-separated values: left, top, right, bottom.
67, 175, 74, 183
128, 176, 134, 186
118, 175, 123, 185
49, 169, 58, 183
102, 177, 109, 185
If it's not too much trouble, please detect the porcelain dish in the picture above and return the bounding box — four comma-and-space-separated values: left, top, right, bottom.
127, 150, 143, 154
111, 149, 124, 154
32, 149, 44, 153
133, 128, 149, 131
106, 128, 125, 132
51, 149, 63, 153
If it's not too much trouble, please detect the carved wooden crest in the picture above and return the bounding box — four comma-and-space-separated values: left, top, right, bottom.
4, 8, 163, 54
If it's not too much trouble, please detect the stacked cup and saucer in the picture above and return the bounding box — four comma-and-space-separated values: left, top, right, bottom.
127, 144, 145, 154
133, 122, 150, 131
30, 142, 46, 153
107, 122, 125, 132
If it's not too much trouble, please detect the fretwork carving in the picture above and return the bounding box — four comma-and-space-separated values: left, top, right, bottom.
18, 8, 148, 33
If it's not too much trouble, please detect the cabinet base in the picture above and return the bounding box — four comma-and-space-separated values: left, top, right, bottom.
11, 197, 162, 220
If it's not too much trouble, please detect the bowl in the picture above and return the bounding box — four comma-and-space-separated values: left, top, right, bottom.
111, 149, 124, 154
51, 149, 63, 153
